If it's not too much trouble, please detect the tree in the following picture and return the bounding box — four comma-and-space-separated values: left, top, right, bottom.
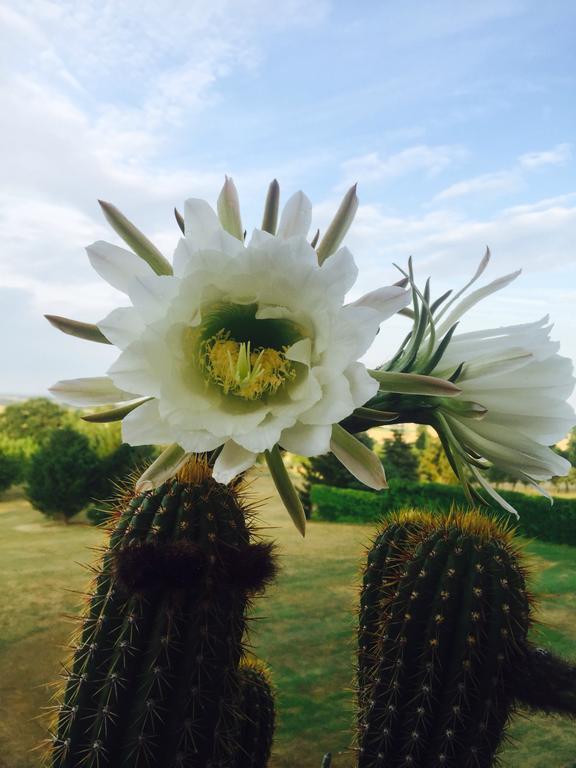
0, 445, 20, 494
0, 398, 69, 443
26, 427, 101, 521
414, 425, 430, 452
418, 436, 457, 485
380, 430, 419, 482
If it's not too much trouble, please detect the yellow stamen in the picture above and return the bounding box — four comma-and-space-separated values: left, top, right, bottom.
201, 332, 295, 400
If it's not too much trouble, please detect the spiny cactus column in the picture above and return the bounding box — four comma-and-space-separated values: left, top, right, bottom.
358, 512, 434, 698
357, 510, 531, 768
50, 458, 277, 768
234, 662, 275, 768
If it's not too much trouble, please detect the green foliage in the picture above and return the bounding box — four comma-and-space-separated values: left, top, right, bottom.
417, 434, 457, 484
52, 464, 277, 767
310, 482, 576, 546
25, 428, 101, 520
380, 429, 419, 481
0, 446, 20, 494
0, 434, 36, 490
0, 397, 69, 442
296, 432, 375, 517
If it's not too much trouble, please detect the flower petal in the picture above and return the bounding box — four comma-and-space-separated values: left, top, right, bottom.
279, 423, 331, 456
277, 191, 312, 239
212, 440, 257, 484
121, 399, 174, 445
318, 246, 359, 303
127, 274, 179, 321
344, 362, 380, 406
86, 240, 154, 293
49, 376, 139, 406
97, 307, 145, 349
349, 285, 411, 321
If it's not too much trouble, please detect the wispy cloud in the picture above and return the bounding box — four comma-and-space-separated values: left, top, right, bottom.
432, 143, 573, 202
339, 145, 466, 188
433, 170, 520, 201
519, 143, 572, 169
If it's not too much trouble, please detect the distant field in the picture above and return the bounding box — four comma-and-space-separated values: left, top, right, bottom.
0, 474, 575, 768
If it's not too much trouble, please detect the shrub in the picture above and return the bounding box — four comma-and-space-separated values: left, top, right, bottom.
26, 427, 102, 521
0, 435, 36, 490
0, 447, 20, 494
310, 481, 576, 546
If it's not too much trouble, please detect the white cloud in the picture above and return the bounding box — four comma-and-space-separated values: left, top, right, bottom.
345, 195, 576, 278
433, 144, 573, 203
339, 145, 466, 188
433, 170, 520, 201
519, 143, 572, 169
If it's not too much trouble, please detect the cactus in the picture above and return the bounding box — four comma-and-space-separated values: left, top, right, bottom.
50, 457, 277, 768
357, 510, 532, 768
234, 662, 275, 768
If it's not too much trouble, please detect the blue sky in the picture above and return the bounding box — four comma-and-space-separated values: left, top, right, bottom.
0, 0, 575, 401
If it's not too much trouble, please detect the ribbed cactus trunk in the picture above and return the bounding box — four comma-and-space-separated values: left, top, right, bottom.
357, 510, 531, 768
50, 459, 276, 768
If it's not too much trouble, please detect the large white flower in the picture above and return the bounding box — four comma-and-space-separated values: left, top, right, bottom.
361, 252, 576, 515
431, 316, 574, 512
49, 179, 412, 532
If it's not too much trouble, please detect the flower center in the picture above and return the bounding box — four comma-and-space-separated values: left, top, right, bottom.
201, 331, 295, 400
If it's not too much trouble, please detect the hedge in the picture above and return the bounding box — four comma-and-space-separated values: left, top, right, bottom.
310, 481, 576, 547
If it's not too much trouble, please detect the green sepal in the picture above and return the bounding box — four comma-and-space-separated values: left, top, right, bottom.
98, 200, 173, 276
45, 314, 111, 344
81, 397, 153, 423
261, 179, 280, 235
264, 445, 306, 537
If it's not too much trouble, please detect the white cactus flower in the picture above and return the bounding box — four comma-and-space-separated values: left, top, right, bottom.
370, 252, 575, 516
432, 316, 574, 512
49, 179, 412, 534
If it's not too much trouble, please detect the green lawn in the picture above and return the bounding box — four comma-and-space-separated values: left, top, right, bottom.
1, 473, 575, 768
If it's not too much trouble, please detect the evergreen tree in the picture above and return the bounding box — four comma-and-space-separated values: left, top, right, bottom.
418, 435, 457, 484
380, 429, 418, 482
26, 427, 101, 521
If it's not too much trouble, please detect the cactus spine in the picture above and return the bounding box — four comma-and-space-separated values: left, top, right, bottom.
50, 458, 277, 768
357, 510, 531, 768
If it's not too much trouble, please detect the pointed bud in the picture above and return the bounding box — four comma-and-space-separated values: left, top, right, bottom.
174, 207, 185, 234
82, 397, 153, 423
98, 200, 172, 276
45, 315, 111, 344
261, 179, 280, 234
316, 184, 359, 265
217, 176, 243, 240
264, 445, 306, 536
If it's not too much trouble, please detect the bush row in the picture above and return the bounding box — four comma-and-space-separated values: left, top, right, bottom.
310, 481, 576, 546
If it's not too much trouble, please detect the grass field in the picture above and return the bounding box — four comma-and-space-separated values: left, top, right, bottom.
1, 471, 575, 768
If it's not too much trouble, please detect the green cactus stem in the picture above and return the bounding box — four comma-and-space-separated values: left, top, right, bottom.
50, 457, 277, 768
234, 661, 275, 768
357, 509, 532, 768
